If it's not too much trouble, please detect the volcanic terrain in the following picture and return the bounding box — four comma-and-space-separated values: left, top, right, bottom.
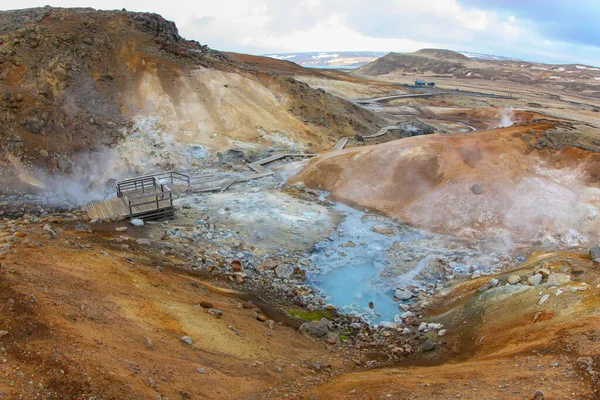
1, 7, 600, 400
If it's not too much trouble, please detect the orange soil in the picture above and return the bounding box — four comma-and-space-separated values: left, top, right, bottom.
291, 121, 600, 241
0, 226, 344, 399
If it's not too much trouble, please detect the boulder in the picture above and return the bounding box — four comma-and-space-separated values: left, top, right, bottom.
274, 264, 293, 279
298, 318, 332, 338
394, 289, 414, 300
422, 341, 438, 351
527, 274, 543, 286
547, 273, 570, 287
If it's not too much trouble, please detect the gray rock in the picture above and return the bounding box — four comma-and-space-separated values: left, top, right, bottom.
74, 223, 92, 233
489, 278, 499, 287
589, 247, 600, 260
275, 264, 293, 279
42, 224, 57, 237
471, 184, 483, 195
507, 274, 521, 285
197, 368, 206, 374
180, 336, 193, 345
130, 218, 144, 227
538, 294, 550, 306
400, 311, 414, 319
394, 289, 413, 300
533, 390, 545, 400
115, 226, 128, 232
298, 317, 331, 338
325, 332, 340, 345
135, 238, 151, 246
527, 274, 543, 286
422, 341, 438, 351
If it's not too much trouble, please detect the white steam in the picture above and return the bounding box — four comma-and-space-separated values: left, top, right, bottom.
498, 107, 514, 128
5, 148, 130, 206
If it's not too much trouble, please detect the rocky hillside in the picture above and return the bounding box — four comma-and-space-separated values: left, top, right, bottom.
355, 49, 600, 97
0, 7, 384, 185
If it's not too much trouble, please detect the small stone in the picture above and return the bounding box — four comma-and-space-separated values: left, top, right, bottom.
180, 336, 193, 345
199, 300, 213, 308
257, 314, 268, 322
267, 320, 275, 330
39, 149, 49, 157
527, 274, 543, 286
471, 270, 481, 279
438, 329, 448, 336
274, 366, 283, 373
0, 331, 8, 338
471, 184, 483, 195
231, 260, 243, 272
197, 368, 206, 374
402, 328, 411, 335
115, 227, 127, 232
508, 274, 521, 285
208, 309, 223, 318
400, 311, 414, 319
130, 218, 144, 227
135, 238, 151, 246
418, 322, 428, 332
532, 389, 545, 400
144, 337, 152, 348
538, 294, 550, 306
489, 278, 499, 287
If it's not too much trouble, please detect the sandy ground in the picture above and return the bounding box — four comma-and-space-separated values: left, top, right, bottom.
0, 223, 350, 399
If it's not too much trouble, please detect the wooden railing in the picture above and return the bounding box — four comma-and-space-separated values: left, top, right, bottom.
116, 171, 190, 198
125, 183, 173, 216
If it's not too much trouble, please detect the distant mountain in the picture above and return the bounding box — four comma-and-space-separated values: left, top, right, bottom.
354, 48, 600, 99
457, 51, 521, 62
263, 51, 387, 69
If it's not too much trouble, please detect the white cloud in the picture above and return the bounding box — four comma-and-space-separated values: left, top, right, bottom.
0, 0, 599, 65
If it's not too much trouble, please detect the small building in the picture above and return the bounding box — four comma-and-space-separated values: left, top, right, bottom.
415, 79, 426, 87
427, 81, 436, 87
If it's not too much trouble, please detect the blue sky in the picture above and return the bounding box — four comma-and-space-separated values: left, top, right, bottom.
2, 0, 600, 65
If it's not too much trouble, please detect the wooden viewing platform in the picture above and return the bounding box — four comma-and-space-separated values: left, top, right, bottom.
85, 172, 180, 221
84, 153, 316, 221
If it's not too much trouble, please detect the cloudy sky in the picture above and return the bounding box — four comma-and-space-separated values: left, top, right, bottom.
2, 0, 600, 65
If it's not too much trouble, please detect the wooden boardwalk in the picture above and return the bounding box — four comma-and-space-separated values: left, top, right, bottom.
84, 154, 316, 220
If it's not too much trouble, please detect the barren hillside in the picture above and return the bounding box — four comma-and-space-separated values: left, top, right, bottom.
356, 49, 600, 97
0, 7, 384, 190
